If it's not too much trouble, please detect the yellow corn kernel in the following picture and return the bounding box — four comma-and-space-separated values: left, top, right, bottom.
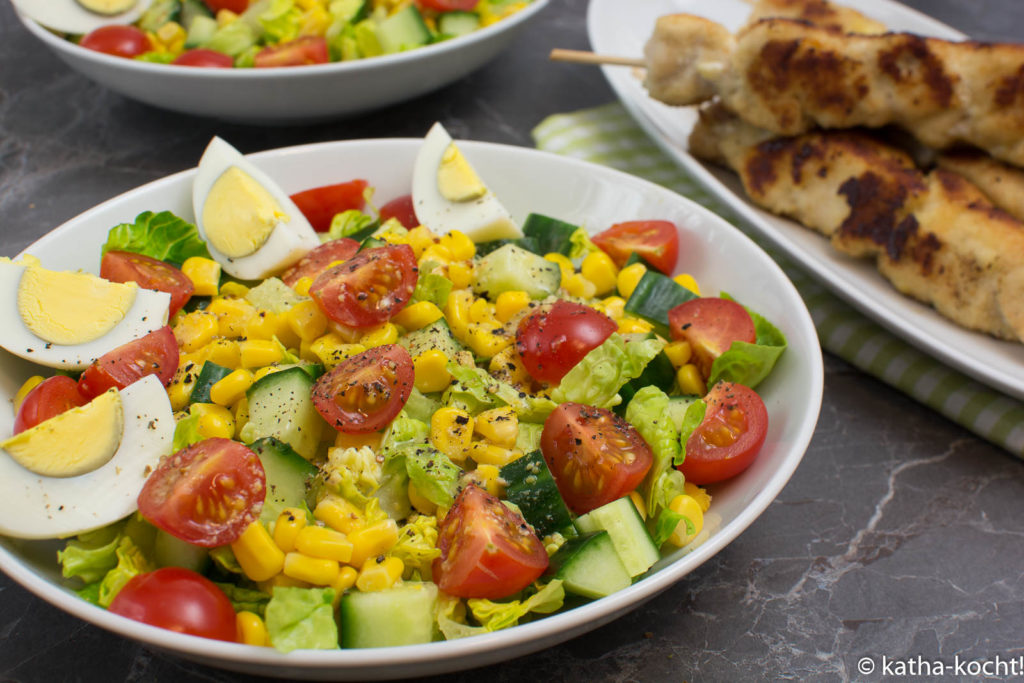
231, 521, 286, 582
359, 322, 399, 348
473, 406, 518, 447
256, 574, 311, 595
413, 350, 452, 394
599, 295, 626, 321
191, 402, 236, 439
617, 317, 653, 334
684, 481, 712, 512
468, 298, 497, 325
392, 301, 443, 331
309, 333, 364, 369
203, 338, 241, 369
334, 430, 383, 450
667, 494, 705, 547
294, 525, 354, 563
156, 21, 186, 53
677, 363, 706, 396
380, 229, 409, 246
664, 340, 693, 368
13, 376, 44, 413
563, 272, 597, 299
314, 496, 365, 535
629, 491, 647, 520
544, 253, 574, 281
446, 261, 473, 288
239, 339, 285, 369
331, 565, 359, 601
181, 257, 221, 296
440, 230, 476, 260
673, 273, 701, 295
430, 407, 474, 461
285, 300, 328, 342
209, 368, 254, 407
219, 281, 250, 297
207, 297, 257, 338
444, 290, 473, 339
252, 365, 284, 383
581, 251, 619, 296
347, 519, 400, 567
273, 507, 308, 553
355, 556, 404, 592
173, 311, 220, 353
420, 243, 453, 264
408, 481, 438, 515
616, 262, 647, 299
406, 226, 438, 257
168, 360, 200, 411
292, 276, 314, 297
246, 310, 299, 350
283, 552, 340, 586
465, 441, 521, 467
494, 290, 530, 323
236, 611, 269, 646
473, 463, 504, 497
216, 8, 238, 25
233, 396, 249, 439
465, 323, 512, 359
488, 346, 530, 386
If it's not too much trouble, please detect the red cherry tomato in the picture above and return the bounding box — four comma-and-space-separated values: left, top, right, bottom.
109, 567, 237, 642
78, 327, 179, 399
378, 194, 419, 229
281, 238, 361, 287
253, 36, 329, 68
12, 375, 88, 435
591, 220, 680, 275
201, 0, 249, 12
100, 250, 194, 318
540, 402, 654, 515
289, 179, 368, 233
79, 25, 152, 58
137, 438, 266, 547
172, 49, 234, 68
680, 382, 768, 485
668, 297, 756, 378
416, 0, 478, 10
310, 244, 417, 328
516, 301, 616, 385
311, 345, 413, 433
433, 485, 549, 599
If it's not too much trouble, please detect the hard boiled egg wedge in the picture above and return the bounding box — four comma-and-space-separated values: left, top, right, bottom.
0, 256, 170, 371
412, 122, 523, 241
0, 375, 174, 539
193, 137, 320, 281
11, 0, 152, 36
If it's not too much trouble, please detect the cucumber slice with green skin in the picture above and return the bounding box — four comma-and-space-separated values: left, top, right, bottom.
339, 582, 439, 648
520, 213, 580, 257
329, 0, 369, 25
574, 496, 660, 578
437, 10, 480, 38
399, 318, 464, 361
472, 244, 561, 300
247, 437, 318, 526
501, 450, 574, 538
180, 0, 212, 30
153, 528, 210, 573
615, 350, 677, 416
244, 366, 324, 461
624, 269, 698, 336
358, 236, 389, 252
545, 531, 632, 599
137, 0, 181, 33
188, 361, 233, 405
377, 5, 432, 54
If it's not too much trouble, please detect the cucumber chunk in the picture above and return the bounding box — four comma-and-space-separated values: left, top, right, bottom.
399, 318, 464, 361
377, 5, 431, 54
545, 531, 632, 598
248, 437, 318, 525
438, 10, 480, 38
339, 582, 439, 648
575, 496, 660, 578
188, 361, 233, 405
244, 366, 324, 461
472, 244, 561, 300
501, 450, 574, 538
520, 213, 580, 257
624, 269, 698, 336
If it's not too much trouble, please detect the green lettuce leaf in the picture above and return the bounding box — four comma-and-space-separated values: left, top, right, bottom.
444, 363, 557, 423
567, 227, 601, 261
515, 421, 543, 453
651, 508, 693, 548
389, 443, 462, 508
466, 580, 565, 632
326, 209, 376, 241
102, 211, 211, 264
265, 586, 339, 653
676, 400, 707, 466
172, 408, 204, 452
550, 333, 664, 409
214, 582, 271, 617
391, 515, 441, 579
207, 20, 257, 56
412, 272, 454, 308
707, 297, 787, 389
97, 536, 154, 607
323, 446, 382, 506
258, 0, 302, 43
625, 386, 684, 518
436, 594, 488, 640
58, 524, 123, 584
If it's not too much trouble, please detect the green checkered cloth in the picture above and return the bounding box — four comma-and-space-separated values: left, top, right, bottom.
533, 103, 1024, 460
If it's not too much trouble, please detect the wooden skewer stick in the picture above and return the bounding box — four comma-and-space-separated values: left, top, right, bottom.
549, 49, 645, 68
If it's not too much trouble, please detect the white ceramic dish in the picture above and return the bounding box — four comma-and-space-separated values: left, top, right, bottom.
14, 0, 549, 125
0, 137, 823, 680
588, 0, 1024, 402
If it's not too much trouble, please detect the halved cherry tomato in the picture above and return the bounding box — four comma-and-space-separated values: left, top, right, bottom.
540, 403, 654, 515
12, 375, 88, 435
310, 244, 417, 328
311, 344, 413, 433
680, 381, 768, 485
100, 250, 194, 318
592, 220, 680, 275
79, 25, 152, 58
416, 0, 478, 10
516, 301, 616, 385
667, 297, 756, 378
201, 0, 249, 12
109, 567, 237, 642
281, 238, 360, 287
78, 327, 179, 399
137, 438, 266, 547
378, 194, 419, 229
433, 485, 549, 599
253, 36, 329, 68
290, 179, 368, 233
172, 49, 234, 68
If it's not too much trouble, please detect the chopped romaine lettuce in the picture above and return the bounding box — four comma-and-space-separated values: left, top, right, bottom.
265, 586, 339, 652
551, 333, 664, 409
626, 386, 685, 521
466, 580, 565, 631
102, 211, 211, 264
445, 363, 557, 422
707, 299, 787, 389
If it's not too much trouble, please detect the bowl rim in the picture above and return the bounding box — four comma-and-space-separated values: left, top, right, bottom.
0, 136, 824, 675
16, 0, 550, 79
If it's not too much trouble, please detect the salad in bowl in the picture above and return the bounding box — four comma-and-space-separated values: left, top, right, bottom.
0, 125, 821, 677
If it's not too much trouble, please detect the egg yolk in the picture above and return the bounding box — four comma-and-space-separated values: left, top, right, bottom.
438, 143, 487, 202
17, 264, 137, 346
202, 166, 289, 259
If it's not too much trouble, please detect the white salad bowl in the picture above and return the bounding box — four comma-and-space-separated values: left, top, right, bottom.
0, 137, 824, 680
14, 1, 549, 125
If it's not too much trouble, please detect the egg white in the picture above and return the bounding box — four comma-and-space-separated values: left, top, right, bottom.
0, 261, 170, 371
0, 375, 174, 540
11, 0, 153, 35
411, 122, 522, 241
192, 137, 320, 281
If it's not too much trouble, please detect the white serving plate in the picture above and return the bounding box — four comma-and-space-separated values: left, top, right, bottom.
14, 0, 549, 125
588, 0, 1024, 402
0, 137, 823, 680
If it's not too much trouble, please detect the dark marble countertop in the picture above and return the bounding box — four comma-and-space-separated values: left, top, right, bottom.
3, 1, 1024, 681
